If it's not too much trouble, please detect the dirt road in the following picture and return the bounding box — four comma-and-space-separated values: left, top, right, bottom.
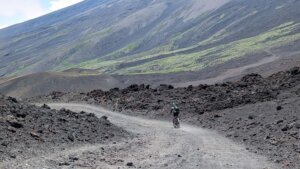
3, 103, 279, 169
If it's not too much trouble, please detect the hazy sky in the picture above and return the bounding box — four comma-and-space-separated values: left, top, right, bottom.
0, 0, 84, 29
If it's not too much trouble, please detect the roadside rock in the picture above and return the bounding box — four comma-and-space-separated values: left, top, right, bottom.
126, 162, 134, 166
0, 95, 130, 162
6, 116, 23, 128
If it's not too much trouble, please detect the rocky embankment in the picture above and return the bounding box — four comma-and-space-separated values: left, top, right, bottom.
29, 67, 300, 168
199, 97, 300, 169
0, 95, 129, 164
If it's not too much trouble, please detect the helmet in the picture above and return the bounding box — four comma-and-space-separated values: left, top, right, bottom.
172, 102, 178, 109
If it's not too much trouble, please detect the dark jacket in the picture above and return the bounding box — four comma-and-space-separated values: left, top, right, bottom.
171, 107, 180, 117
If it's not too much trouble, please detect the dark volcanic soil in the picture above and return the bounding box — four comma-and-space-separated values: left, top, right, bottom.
192, 97, 300, 169
29, 67, 300, 169
0, 95, 129, 163
34, 67, 300, 114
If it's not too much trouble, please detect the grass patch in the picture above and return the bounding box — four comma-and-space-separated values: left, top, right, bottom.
58, 21, 300, 75
115, 21, 300, 74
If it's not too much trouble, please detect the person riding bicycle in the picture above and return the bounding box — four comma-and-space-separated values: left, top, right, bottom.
170, 103, 180, 128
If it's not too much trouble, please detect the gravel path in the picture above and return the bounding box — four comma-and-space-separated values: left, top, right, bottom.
3, 103, 279, 169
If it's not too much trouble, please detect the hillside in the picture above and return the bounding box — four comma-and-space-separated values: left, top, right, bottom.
0, 0, 300, 76
0, 71, 123, 98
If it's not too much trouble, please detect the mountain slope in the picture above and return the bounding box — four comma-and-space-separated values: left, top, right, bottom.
0, 70, 123, 98
0, 0, 300, 76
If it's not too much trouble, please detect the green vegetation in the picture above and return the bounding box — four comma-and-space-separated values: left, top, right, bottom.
107, 40, 142, 59
113, 22, 300, 74
77, 59, 121, 72
68, 42, 87, 56
55, 21, 300, 75
14, 64, 26, 75
219, 14, 225, 19
62, 60, 73, 67
88, 27, 113, 39
10, 64, 32, 76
